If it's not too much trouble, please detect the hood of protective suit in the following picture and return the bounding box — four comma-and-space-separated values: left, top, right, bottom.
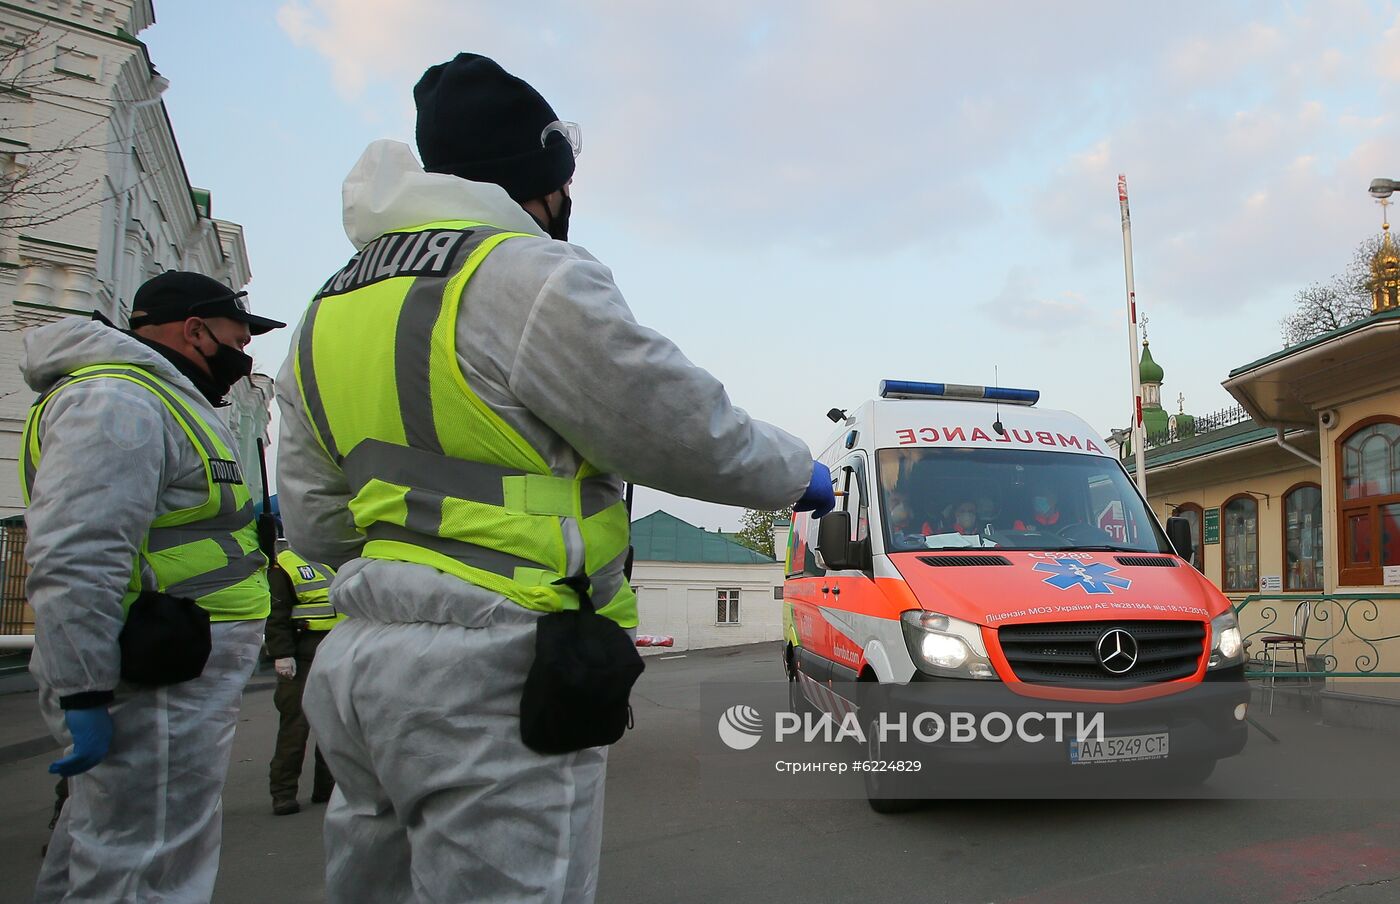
341, 139, 547, 251
20, 317, 195, 395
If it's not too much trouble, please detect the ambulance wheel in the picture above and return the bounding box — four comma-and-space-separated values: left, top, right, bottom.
863, 712, 920, 814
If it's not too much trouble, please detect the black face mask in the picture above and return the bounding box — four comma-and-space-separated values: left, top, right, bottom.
197, 329, 253, 395
549, 192, 571, 241
531, 192, 571, 241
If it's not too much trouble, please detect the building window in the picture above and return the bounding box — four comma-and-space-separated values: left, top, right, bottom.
1222, 494, 1259, 592
1283, 483, 1323, 591
1171, 503, 1205, 573
717, 588, 740, 625
54, 46, 99, 81
1337, 417, 1400, 586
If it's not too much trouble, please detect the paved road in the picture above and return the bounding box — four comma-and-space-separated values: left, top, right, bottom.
2, 643, 1398, 903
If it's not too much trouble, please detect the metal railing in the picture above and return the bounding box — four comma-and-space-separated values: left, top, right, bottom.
0, 516, 31, 636
1233, 593, 1400, 678
1142, 404, 1252, 452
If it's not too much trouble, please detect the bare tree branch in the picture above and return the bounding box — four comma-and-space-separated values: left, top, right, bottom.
1278, 235, 1385, 347
0, 24, 169, 234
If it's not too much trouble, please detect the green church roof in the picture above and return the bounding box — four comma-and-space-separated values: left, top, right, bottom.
1139, 342, 1164, 384
630, 511, 775, 564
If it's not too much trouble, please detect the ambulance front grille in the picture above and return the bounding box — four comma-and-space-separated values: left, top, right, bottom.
917, 555, 1012, 567
996, 620, 1206, 685
1113, 555, 1178, 567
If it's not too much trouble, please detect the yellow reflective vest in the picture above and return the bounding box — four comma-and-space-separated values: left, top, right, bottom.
277, 548, 343, 631
295, 220, 636, 626
20, 364, 270, 621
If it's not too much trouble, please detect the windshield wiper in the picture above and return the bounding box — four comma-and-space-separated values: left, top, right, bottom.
1058, 544, 1146, 552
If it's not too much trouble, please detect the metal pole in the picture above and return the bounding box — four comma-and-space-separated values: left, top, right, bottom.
255, 437, 277, 559
1118, 174, 1148, 495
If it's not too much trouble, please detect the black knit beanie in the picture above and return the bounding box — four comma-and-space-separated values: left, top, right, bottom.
414, 53, 575, 202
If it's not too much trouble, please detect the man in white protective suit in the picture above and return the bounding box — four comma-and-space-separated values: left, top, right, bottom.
275, 52, 835, 903
22, 271, 284, 902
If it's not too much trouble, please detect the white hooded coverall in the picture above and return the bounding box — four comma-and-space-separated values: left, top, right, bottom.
21, 320, 267, 904
276, 140, 812, 904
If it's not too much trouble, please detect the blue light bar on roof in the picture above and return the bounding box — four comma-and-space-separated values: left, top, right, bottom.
878, 380, 1040, 406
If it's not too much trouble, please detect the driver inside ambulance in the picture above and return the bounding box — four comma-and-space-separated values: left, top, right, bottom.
1014, 486, 1064, 531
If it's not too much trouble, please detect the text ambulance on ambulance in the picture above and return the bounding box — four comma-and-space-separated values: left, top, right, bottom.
783, 381, 1249, 811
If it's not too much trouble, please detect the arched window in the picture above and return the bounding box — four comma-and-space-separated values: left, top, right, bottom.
1171, 503, 1205, 573
1338, 417, 1400, 586
1222, 494, 1259, 592
1282, 483, 1323, 591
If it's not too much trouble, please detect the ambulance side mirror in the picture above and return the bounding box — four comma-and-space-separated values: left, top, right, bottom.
1165, 516, 1194, 562
816, 512, 863, 572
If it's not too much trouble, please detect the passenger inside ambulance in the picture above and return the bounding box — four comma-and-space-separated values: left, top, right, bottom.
976, 494, 1003, 532
885, 489, 935, 548
943, 499, 980, 535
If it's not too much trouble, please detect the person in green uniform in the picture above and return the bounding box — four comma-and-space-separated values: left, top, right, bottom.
266, 542, 342, 815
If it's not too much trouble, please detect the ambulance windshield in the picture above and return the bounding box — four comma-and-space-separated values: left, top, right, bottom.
876, 447, 1170, 553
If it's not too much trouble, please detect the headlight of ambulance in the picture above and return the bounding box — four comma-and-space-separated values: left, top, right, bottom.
900, 610, 998, 680
1208, 610, 1244, 669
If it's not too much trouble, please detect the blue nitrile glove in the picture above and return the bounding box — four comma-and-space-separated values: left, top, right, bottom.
793, 461, 836, 518
50, 706, 113, 777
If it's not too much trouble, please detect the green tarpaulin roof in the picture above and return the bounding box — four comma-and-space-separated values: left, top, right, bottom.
630, 511, 775, 564
1138, 421, 1274, 469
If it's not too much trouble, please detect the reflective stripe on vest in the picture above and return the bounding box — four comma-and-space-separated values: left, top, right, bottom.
277, 548, 344, 631
296, 220, 637, 627
20, 364, 270, 621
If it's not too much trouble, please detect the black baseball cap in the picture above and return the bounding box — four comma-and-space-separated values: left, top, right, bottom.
128, 271, 285, 335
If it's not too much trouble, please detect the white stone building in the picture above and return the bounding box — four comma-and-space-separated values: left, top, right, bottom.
0, 0, 271, 516
629, 511, 788, 653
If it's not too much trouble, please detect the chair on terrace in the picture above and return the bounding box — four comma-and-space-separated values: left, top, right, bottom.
1260, 600, 1310, 714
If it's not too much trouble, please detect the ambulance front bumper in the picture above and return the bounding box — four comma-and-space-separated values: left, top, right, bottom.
865, 666, 1250, 769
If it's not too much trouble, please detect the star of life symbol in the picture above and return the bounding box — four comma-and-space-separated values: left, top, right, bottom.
1033, 559, 1132, 594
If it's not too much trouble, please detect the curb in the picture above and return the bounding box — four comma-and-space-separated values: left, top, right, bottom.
0, 734, 58, 767
0, 679, 281, 766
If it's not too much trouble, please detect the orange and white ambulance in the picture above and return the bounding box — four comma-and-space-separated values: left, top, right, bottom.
783, 380, 1249, 808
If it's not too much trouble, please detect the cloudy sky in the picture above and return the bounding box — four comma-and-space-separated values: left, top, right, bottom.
145, 1, 1400, 530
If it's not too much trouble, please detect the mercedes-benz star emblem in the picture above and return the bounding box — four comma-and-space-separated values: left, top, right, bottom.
1096, 628, 1139, 674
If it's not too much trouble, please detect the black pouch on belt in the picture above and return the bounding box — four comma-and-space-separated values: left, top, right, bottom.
520, 575, 645, 755
118, 590, 212, 686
